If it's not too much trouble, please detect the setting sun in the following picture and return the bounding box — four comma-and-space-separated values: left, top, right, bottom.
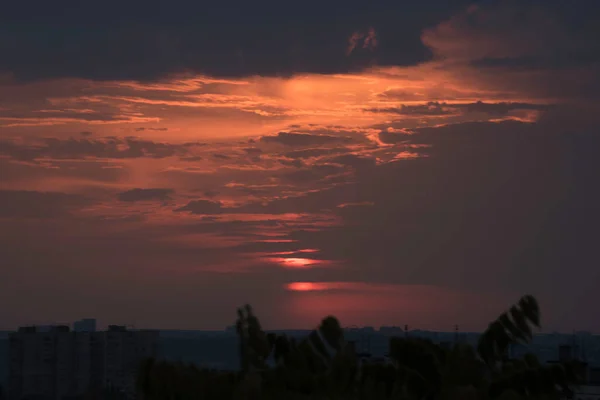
275, 258, 321, 268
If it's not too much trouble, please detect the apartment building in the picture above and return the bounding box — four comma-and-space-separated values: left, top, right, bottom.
91, 326, 159, 398
72, 320, 96, 334
8, 324, 158, 400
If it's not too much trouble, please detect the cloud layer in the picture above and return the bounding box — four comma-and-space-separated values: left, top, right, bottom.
1, 0, 599, 331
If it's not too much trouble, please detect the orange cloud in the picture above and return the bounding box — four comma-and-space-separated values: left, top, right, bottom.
0, 57, 553, 141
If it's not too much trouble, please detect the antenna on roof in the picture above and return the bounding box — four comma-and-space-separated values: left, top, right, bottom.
454, 324, 459, 344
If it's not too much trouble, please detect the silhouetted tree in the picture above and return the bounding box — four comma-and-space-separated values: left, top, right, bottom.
477, 295, 540, 371
477, 295, 581, 399
135, 294, 581, 400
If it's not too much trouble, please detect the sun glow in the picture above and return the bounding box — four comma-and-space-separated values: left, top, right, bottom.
287, 282, 320, 291
275, 258, 322, 268
285, 282, 362, 291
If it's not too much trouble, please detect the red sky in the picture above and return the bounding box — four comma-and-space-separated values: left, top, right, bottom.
1, 1, 600, 332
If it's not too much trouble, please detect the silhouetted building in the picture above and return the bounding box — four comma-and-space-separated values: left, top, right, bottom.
8, 326, 80, 400
568, 385, 600, 400
91, 326, 159, 398
559, 345, 573, 362
439, 341, 451, 350
589, 367, 600, 385
72, 319, 96, 333
378, 326, 404, 336
8, 325, 158, 400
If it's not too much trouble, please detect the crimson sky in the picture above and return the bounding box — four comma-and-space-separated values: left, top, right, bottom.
1, 0, 600, 332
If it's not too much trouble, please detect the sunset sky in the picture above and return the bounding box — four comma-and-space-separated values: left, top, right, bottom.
1, 0, 599, 332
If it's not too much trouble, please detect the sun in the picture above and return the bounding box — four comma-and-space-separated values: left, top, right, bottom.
287, 282, 317, 291
280, 258, 316, 268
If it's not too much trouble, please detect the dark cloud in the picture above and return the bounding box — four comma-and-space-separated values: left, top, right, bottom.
134, 127, 169, 132
179, 156, 204, 162
243, 148, 263, 155
327, 154, 377, 170
261, 132, 354, 147
117, 188, 174, 202
0, 108, 138, 124
175, 199, 223, 215
0, 190, 90, 218
470, 54, 600, 71
0, 1, 478, 82
423, 1, 600, 63
280, 164, 346, 184
0, 158, 127, 184
367, 101, 550, 117
457, 101, 550, 115
366, 103, 454, 116
0, 137, 198, 161
283, 147, 350, 159
203, 191, 220, 198
233, 185, 358, 215
421, 1, 600, 101
232, 186, 275, 197
378, 89, 428, 102
280, 169, 323, 184
277, 158, 305, 168
377, 130, 413, 145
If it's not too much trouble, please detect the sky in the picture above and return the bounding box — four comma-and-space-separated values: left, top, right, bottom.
1, 0, 600, 332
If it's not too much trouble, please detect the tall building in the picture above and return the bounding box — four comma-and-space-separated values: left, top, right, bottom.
72, 320, 96, 333
90, 326, 159, 398
8, 324, 158, 400
8, 326, 76, 400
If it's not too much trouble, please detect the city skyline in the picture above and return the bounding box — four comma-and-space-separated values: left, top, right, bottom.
1, 1, 600, 332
